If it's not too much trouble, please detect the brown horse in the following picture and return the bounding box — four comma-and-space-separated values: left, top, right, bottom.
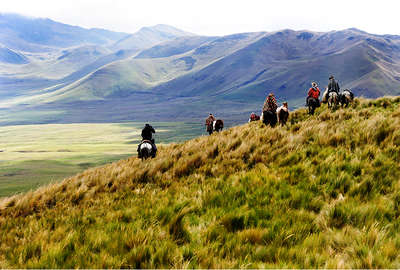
277, 107, 289, 126
261, 110, 277, 127
207, 119, 224, 135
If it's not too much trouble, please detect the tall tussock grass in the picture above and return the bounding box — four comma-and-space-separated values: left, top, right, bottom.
2, 97, 400, 268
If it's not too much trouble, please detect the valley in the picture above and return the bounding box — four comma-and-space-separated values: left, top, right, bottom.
0, 121, 204, 197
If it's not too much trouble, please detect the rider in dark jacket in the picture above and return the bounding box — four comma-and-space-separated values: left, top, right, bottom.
141, 123, 155, 141
138, 124, 157, 157
327, 75, 340, 95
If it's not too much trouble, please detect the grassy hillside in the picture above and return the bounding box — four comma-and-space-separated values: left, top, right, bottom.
1, 97, 400, 268
0, 122, 204, 197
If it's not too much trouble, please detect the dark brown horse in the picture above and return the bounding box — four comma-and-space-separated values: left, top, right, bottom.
277, 107, 289, 126
207, 119, 224, 135
261, 111, 277, 127
307, 97, 319, 115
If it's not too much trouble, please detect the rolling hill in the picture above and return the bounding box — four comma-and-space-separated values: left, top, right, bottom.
0, 14, 197, 107
1, 98, 400, 267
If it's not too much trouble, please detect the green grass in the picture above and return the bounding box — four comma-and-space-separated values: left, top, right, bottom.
2, 97, 400, 267
0, 122, 203, 197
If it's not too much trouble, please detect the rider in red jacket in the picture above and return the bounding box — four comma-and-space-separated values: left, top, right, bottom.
307, 82, 321, 106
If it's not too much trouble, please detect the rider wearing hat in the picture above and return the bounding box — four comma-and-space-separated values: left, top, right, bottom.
138, 123, 157, 158
263, 92, 278, 113
327, 75, 340, 95
307, 81, 321, 107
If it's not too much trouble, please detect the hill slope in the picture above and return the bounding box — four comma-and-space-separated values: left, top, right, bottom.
1, 97, 400, 268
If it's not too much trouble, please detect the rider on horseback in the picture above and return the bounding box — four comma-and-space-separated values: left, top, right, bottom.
137, 123, 157, 158
205, 113, 216, 133
327, 75, 340, 95
307, 82, 321, 107
262, 92, 278, 127
263, 93, 278, 113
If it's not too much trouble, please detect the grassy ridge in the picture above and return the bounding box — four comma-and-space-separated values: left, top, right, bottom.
0, 122, 204, 197
1, 97, 400, 267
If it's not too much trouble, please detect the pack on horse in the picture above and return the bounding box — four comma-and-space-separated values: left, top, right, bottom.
277, 102, 289, 126
340, 89, 354, 107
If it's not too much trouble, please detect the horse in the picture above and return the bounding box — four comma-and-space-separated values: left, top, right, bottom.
277, 107, 289, 126
340, 89, 354, 107
248, 113, 260, 122
261, 110, 277, 127
207, 119, 224, 135
328, 92, 339, 110
138, 140, 155, 160
307, 97, 319, 115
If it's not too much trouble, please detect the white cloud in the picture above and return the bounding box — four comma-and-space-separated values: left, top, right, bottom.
1, 0, 399, 36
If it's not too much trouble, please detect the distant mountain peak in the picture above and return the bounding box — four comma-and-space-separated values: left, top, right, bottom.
138, 24, 195, 37
345, 28, 368, 34
111, 24, 195, 51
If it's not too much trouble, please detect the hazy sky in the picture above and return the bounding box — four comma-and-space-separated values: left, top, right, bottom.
1, 0, 399, 36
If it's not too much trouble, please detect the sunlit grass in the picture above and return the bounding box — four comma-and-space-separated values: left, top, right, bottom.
0, 122, 203, 197
1, 97, 400, 267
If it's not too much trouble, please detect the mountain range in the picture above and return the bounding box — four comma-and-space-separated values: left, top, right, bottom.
1, 13, 400, 125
